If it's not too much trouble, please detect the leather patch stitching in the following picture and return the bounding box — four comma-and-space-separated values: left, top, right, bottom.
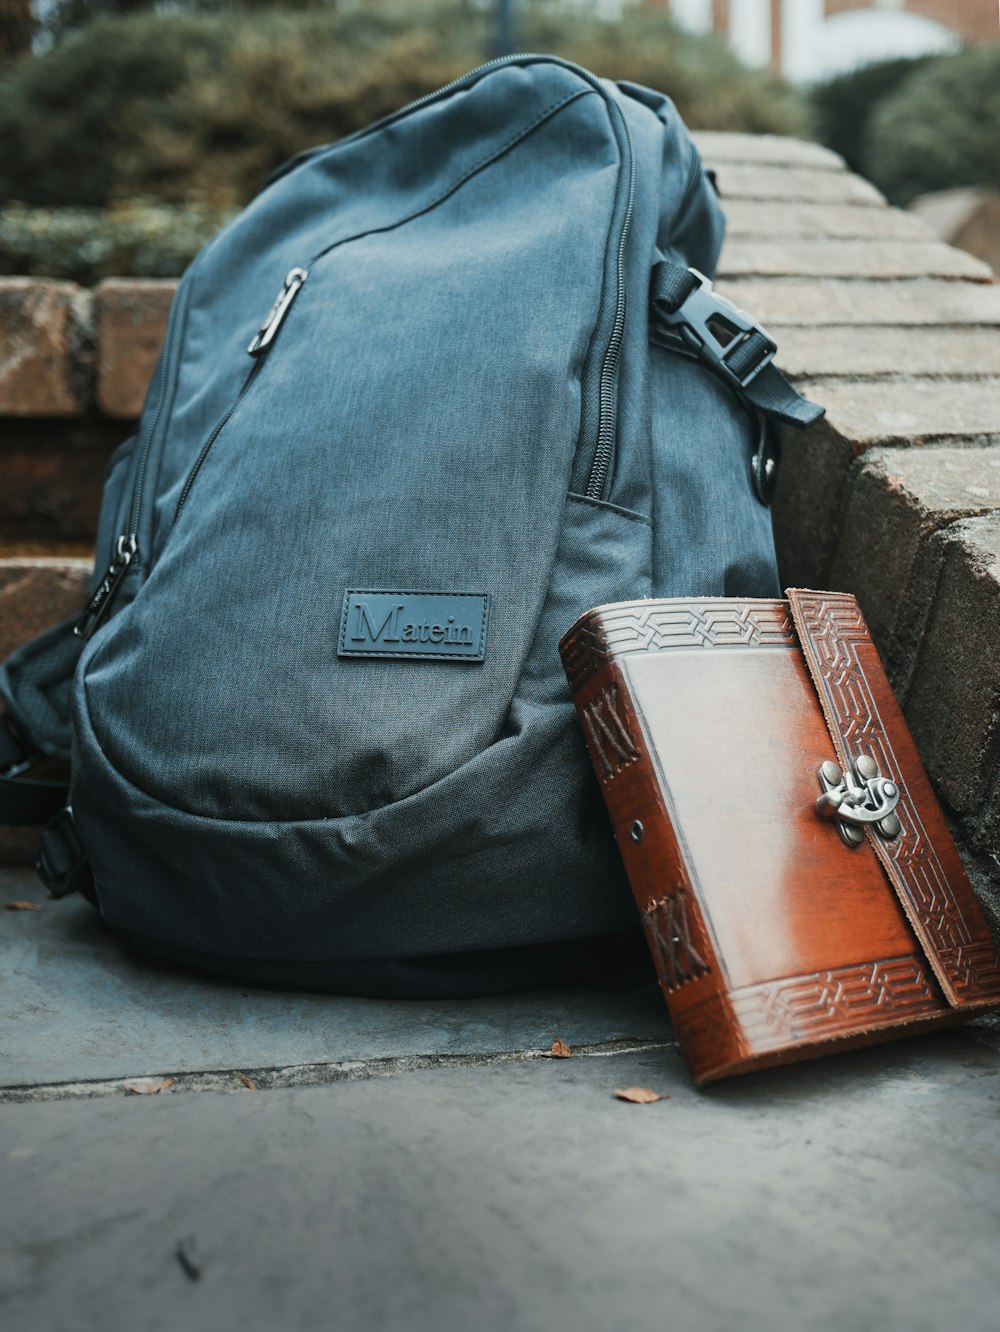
580, 682, 639, 781
642, 889, 711, 993
338, 591, 490, 662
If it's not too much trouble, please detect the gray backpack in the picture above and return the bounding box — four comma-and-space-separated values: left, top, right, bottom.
0, 56, 820, 994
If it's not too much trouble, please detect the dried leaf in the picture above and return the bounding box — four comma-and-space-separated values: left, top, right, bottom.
546, 1038, 573, 1059
614, 1086, 669, 1104
237, 1073, 257, 1091
175, 1239, 201, 1281
123, 1077, 176, 1095
4, 900, 42, 911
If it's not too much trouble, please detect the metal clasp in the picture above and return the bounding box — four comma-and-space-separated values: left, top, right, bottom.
816, 755, 902, 848
651, 268, 777, 393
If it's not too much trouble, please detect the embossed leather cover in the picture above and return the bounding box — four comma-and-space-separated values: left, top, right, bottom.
559, 592, 1000, 1084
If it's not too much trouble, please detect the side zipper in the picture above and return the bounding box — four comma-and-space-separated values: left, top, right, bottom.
75, 265, 308, 641
584, 84, 635, 502
74, 273, 194, 640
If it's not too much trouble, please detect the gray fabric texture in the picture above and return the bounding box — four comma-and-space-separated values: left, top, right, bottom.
2, 57, 780, 974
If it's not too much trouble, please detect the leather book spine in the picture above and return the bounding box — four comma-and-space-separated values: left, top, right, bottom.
561, 624, 747, 1084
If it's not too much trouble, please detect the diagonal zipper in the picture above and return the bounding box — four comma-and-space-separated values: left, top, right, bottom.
78, 57, 636, 640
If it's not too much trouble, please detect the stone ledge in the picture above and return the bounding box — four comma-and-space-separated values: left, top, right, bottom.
0, 557, 91, 660
719, 277, 1000, 326
0, 279, 92, 417
717, 239, 992, 281
831, 447, 1000, 673
0, 277, 177, 421
0, 426, 124, 544
692, 131, 845, 170
723, 200, 932, 241
769, 326, 1000, 379
899, 516, 1000, 840
710, 163, 885, 205
95, 279, 175, 420
794, 379, 1000, 444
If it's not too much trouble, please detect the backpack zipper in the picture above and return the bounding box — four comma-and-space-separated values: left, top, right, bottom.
171, 76, 636, 527
74, 274, 194, 640
173, 267, 308, 525
262, 53, 636, 500
584, 83, 635, 501
77, 60, 634, 641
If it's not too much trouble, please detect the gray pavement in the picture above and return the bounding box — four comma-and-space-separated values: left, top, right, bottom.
3, 865, 1000, 1332
0, 870, 665, 1089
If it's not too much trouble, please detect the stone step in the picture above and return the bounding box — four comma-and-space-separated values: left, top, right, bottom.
798, 378, 1000, 444
0, 279, 91, 417
96, 279, 175, 420
901, 513, 1000, 855
0, 556, 91, 661
723, 199, 932, 241
692, 131, 845, 170
710, 163, 885, 205
770, 325, 1000, 379
721, 277, 1000, 327
718, 238, 992, 282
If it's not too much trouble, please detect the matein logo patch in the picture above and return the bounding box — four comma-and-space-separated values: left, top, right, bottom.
338, 591, 490, 661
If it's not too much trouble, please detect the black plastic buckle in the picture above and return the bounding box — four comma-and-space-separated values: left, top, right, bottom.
653, 269, 777, 393
36, 807, 94, 901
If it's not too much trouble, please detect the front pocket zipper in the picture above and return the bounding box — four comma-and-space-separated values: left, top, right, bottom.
172, 266, 309, 527
76, 64, 636, 640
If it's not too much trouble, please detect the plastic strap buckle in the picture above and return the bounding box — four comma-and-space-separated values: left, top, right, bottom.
652, 267, 777, 394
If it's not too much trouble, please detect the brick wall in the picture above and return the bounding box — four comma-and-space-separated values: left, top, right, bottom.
3, 136, 1000, 896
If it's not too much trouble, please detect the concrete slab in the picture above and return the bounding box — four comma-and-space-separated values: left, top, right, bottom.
3, 1037, 1000, 1332
0, 869, 666, 1089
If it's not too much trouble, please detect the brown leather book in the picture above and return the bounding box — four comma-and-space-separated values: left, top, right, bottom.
559, 590, 1000, 1084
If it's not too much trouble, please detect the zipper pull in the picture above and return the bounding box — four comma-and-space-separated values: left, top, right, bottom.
74, 534, 137, 640
247, 267, 308, 357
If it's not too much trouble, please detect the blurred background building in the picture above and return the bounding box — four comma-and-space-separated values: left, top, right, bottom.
664, 0, 996, 82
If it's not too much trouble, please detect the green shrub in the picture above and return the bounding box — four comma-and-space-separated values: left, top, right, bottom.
864, 44, 1000, 205
0, 4, 808, 210
808, 54, 933, 177
0, 201, 236, 283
